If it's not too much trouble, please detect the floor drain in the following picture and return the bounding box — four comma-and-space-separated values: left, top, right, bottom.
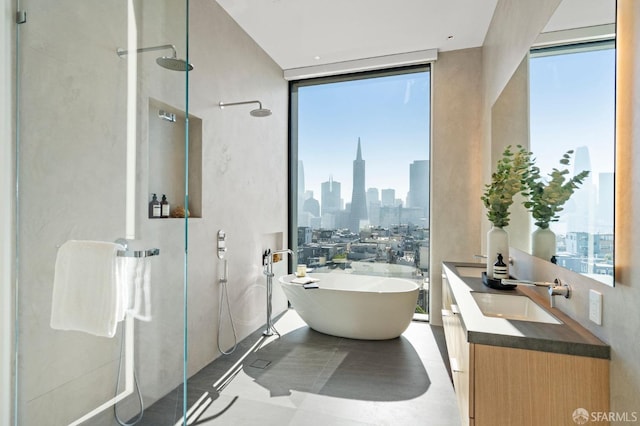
249, 359, 271, 369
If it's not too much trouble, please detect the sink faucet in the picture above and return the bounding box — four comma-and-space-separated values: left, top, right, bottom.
501, 279, 552, 287
548, 278, 570, 308
501, 278, 571, 307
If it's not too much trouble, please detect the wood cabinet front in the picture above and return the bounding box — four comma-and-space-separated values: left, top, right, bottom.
441, 270, 609, 426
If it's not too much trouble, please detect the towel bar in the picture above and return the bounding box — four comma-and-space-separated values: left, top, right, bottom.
116, 248, 160, 258
114, 238, 159, 258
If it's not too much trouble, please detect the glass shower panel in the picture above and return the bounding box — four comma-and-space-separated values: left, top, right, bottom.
15, 1, 189, 424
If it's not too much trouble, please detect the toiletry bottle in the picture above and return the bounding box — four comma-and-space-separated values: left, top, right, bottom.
161, 194, 170, 218
493, 253, 508, 280
149, 193, 161, 218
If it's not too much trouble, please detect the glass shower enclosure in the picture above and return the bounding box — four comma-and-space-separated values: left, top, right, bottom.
13, 0, 192, 424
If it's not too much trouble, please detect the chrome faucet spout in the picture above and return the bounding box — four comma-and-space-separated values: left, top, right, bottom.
500, 279, 554, 287
273, 248, 295, 261
274, 249, 294, 255
501, 278, 571, 308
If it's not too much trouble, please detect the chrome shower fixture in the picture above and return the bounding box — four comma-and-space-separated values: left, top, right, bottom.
158, 110, 176, 123
219, 100, 272, 117
116, 44, 194, 71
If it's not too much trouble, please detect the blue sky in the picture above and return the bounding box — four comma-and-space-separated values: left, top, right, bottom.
297, 70, 431, 204
530, 47, 615, 184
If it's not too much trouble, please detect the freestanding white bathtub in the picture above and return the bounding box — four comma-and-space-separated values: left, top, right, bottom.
278, 273, 420, 340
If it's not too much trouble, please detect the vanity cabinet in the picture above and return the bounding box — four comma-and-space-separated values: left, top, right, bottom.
441, 273, 473, 424
442, 269, 610, 426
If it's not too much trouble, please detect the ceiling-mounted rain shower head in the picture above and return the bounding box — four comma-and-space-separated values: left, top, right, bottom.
116, 44, 194, 71
219, 100, 272, 117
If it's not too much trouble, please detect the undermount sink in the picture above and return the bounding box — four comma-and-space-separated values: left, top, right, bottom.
470, 292, 561, 324
455, 266, 485, 278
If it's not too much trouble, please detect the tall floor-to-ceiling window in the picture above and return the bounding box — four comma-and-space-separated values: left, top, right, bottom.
289, 65, 431, 315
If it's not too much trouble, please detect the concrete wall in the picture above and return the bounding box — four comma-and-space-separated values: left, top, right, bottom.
429, 48, 484, 326
180, 0, 290, 382
13, 1, 288, 424
17, 2, 128, 424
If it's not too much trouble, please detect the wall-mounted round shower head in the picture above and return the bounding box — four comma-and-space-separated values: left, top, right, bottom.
219, 100, 272, 118
250, 107, 272, 117
156, 56, 194, 72
117, 44, 193, 72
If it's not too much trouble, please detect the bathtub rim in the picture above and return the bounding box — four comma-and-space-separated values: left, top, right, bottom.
278, 273, 420, 294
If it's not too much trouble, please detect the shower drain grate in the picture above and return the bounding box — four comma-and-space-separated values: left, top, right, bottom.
249, 359, 271, 369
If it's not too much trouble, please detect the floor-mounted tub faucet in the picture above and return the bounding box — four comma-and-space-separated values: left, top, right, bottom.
262, 249, 296, 337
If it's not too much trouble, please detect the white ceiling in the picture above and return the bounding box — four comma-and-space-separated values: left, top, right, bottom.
215, 0, 616, 72
544, 0, 615, 33
215, 0, 499, 70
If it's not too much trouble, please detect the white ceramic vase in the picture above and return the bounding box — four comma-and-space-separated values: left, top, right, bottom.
532, 226, 556, 262
487, 226, 509, 278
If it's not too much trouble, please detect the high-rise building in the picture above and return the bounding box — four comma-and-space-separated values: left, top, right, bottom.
321, 176, 341, 215
366, 188, 380, 226
381, 188, 395, 207
366, 188, 379, 206
321, 176, 342, 229
349, 138, 368, 232
569, 146, 594, 233
597, 172, 614, 233
303, 191, 320, 217
297, 160, 306, 217
407, 160, 429, 219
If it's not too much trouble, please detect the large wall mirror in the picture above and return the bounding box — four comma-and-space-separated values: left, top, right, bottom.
493, 0, 616, 286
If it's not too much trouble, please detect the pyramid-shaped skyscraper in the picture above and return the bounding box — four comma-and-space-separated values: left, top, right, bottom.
349, 138, 368, 233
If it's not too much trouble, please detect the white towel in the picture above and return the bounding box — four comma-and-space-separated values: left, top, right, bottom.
50, 240, 126, 338
122, 256, 152, 322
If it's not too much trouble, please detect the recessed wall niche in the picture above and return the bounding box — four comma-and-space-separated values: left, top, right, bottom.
148, 98, 202, 218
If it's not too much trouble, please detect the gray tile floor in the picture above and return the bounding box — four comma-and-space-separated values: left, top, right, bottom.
135, 310, 461, 426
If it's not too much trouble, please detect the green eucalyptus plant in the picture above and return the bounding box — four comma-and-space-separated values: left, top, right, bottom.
481, 145, 532, 228
523, 150, 590, 229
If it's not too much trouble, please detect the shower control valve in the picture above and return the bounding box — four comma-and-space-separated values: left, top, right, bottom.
217, 230, 227, 259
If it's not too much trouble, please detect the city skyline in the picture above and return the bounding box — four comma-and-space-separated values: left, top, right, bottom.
298, 139, 431, 231
298, 157, 430, 209
299, 137, 429, 208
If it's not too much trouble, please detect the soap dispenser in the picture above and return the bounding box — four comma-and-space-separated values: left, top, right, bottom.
149, 193, 161, 218
493, 253, 508, 280
161, 194, 170, 218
